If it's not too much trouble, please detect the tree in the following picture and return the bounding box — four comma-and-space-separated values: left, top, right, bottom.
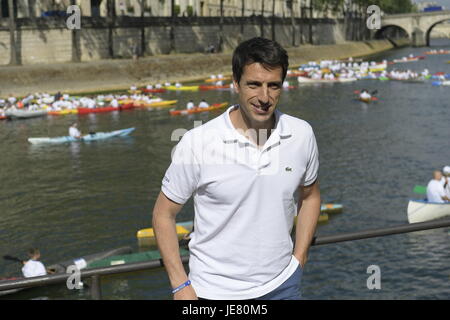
8, 0, 19, 65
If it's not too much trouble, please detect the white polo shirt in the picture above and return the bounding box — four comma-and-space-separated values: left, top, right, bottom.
161, 105, 319, 299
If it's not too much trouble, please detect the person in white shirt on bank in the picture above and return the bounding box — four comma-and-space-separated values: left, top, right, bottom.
152, 37, 321, 300
427, 170, 450, 203
22, 248, 47, 278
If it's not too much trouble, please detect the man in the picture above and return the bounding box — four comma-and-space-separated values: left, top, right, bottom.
69, 123, 82, 139
427, 170, 450, 203
22, 248, 47, 278
152, 37, 321, 300
359, 89, 372, 101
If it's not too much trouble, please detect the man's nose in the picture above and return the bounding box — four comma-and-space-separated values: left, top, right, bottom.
257, 85, 270, 103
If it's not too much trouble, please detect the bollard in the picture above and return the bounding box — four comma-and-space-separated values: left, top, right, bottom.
90, 275, 102, 300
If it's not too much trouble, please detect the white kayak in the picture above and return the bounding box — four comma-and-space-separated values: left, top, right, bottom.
5, 109, 47, 119
297, 76, 357, 84
407, 199, 450, 223
28, 127, 135, 145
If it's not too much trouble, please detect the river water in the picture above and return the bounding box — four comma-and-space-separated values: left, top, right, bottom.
1, 39, 449, 300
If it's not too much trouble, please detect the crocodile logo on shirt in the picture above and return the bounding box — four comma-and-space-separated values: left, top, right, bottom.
285, 167, 293, 172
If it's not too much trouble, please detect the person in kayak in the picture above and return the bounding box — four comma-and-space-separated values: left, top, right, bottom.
427, 170, 450, 203
186, 100, 195, 110
359, 89, 371, 101
69, 123, 82, 139
153, 37, 321, 300
198, 99, 209, 109
22, 248, 47, 278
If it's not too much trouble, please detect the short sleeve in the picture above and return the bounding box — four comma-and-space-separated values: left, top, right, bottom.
302, 127, 319, 187
161, 133, 200, 204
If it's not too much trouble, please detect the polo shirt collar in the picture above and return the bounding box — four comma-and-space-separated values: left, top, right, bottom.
222, 105, 292, 147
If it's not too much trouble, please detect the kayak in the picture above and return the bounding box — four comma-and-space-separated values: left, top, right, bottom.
77, 106, 118, 114
141, 88, 167, 94
27, 127, 135, 145
138, 203, 343, 244
205, 76, 231, 83
407, 199, 450, 223
133, 100, 177, 108
0, 246, 132, 297
390, 56, 425, 64
297, 76, 357, 84
199, 84, 231, 91
165, 85, 199, 92
169, 102, 228, 116
47, 109, 78, 116
320, 203, 344, 214
5, 109, 47, 119
432, 80, 450, 86
86, 248, 190, 269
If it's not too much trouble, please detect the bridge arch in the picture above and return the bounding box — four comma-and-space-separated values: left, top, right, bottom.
375, 25, 410, 40
425, 19, 450, 46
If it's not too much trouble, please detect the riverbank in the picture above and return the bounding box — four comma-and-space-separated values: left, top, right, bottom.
0, 38, 410, 97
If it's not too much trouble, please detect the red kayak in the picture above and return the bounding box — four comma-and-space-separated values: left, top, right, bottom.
141, 88, 166, 93
199, 84, 231, 91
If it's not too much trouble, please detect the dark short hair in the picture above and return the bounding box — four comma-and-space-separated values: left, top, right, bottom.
28, 248, 40, 257
232, 37, 289, 84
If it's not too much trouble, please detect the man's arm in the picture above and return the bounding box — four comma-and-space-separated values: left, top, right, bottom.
293, 180, 321, 268
152, 191, 198, 300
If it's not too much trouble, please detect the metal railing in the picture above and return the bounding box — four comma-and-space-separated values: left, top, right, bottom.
1, 218, 449, 299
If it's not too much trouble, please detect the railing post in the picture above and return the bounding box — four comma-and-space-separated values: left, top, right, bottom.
90, 275, 102, 300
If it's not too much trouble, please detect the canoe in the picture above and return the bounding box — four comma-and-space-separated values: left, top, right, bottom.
86, 248, 190, 269
320, 203, 343, 214
133, 100, 177, 108
28, 127, 135, 145
141, 88, 167, 93
205, 76, 231, 83
169, 102, 228, 116
391, 56, 425, 64
199, 84, 231, 91
0, 115, 6, 120
407, 199, 450, 223
0, 246, 132, 297
5, 109, 47, 119
432, 80, 450, 86
77, 106, 119, 114
165, 85, 199, 92
297, 76, 357, 84
47, 109, 78, 116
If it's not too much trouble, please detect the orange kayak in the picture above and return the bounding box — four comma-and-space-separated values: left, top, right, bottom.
170, 102, 228, 116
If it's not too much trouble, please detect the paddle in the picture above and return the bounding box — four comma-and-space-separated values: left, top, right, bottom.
413, 185, 427, 194
3, 255, 24, 263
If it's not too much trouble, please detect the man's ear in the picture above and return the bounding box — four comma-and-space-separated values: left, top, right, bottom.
232, 78, 240, 94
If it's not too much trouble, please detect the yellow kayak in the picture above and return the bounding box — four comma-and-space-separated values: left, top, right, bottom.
134, 100, 178, 108
205, 76, 231, 83
166, 85, 199, 91
47, 109, 78, 115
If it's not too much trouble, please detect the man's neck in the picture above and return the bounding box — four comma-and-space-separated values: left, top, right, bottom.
230, 106, 275, 146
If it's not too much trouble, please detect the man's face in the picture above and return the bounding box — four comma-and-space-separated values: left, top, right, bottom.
233, 63, 283, 126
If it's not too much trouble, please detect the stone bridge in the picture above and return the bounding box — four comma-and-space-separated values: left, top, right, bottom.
379, 10, 450, 46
